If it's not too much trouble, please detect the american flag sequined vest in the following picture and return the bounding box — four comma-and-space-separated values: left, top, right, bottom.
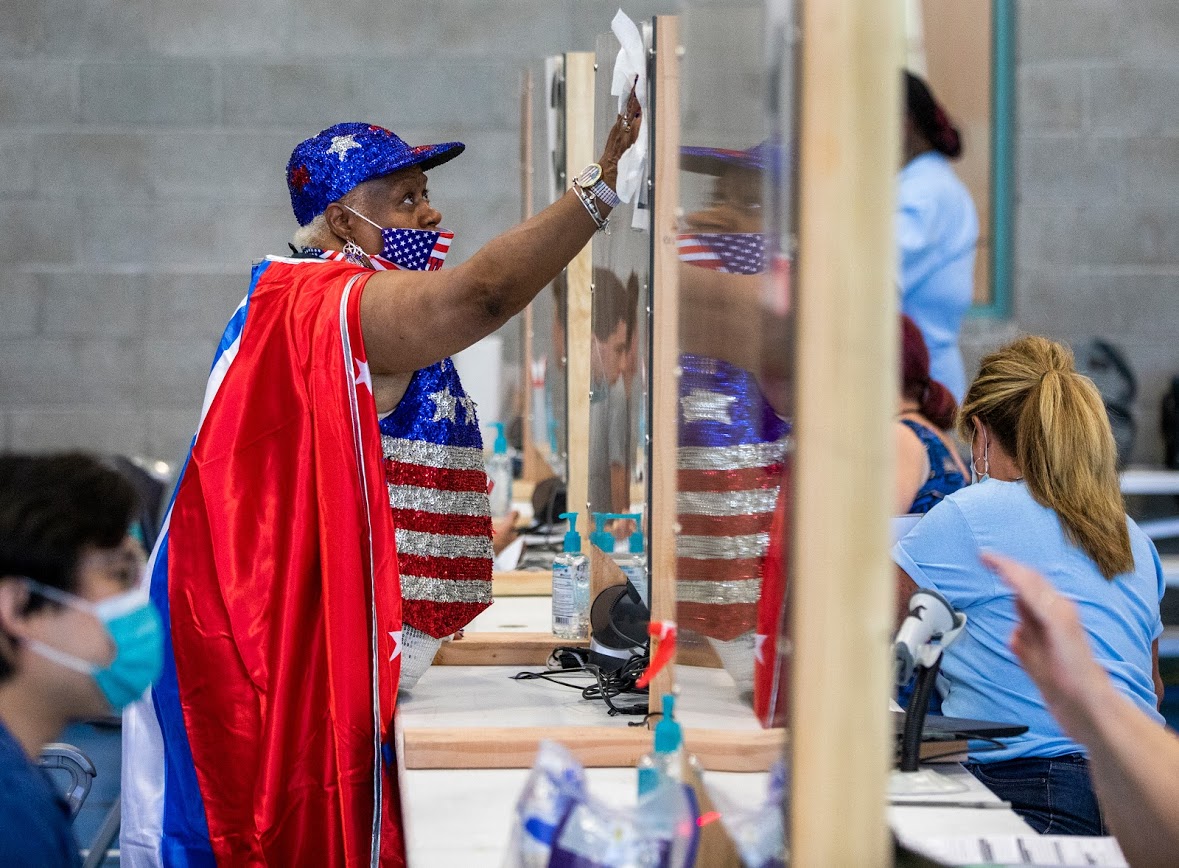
677, 353, 790, 641
378, 358, 493, 638
675, 232, 791, 641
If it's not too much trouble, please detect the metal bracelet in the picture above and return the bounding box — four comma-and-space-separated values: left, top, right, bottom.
573, 184, 610, 232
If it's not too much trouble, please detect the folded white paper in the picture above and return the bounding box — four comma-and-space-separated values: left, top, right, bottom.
610, 8, 647, 206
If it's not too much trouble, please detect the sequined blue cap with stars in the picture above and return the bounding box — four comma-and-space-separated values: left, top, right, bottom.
286, 122, 465, 226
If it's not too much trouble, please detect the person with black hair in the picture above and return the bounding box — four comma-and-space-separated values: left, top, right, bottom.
589, 267, 638, 521
0, 453, 163, 867
895, 314, 967, 514
898, 69, 979, 404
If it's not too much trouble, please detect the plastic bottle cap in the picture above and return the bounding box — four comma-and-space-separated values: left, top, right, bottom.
653, 694, 682, 754
589, 512, 614, 553
559, 512, 582, 554
486, 422, 508, 455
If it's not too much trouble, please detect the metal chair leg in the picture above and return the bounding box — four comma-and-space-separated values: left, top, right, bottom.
82, 800, 120, 868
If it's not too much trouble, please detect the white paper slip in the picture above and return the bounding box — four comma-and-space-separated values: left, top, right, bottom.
899, 833, 1128, 867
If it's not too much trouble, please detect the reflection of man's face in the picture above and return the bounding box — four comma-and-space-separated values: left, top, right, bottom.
591, 320, 629, 387
620, 327, 639, 382
683, 167, 763, 234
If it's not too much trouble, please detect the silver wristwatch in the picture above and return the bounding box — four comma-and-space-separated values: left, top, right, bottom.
573, 163, 621, 208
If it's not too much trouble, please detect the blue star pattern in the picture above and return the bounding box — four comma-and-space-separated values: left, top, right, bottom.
707, 233, 767, 275
381, 227, 445, 271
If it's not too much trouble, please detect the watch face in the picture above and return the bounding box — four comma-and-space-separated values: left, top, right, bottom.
577, 163, 602, 187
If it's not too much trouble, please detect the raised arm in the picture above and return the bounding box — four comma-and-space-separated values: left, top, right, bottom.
361, 92, 642, 376
984, 553, 1179, 868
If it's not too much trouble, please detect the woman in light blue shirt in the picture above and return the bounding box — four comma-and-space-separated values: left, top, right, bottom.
898, 72, 979, 403
894, 336, 1165, 836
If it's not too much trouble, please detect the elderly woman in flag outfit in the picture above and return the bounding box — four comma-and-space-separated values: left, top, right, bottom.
121, 102, 640, 867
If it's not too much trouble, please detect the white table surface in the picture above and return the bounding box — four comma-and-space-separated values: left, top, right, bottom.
403, 766, 774, 867
464, 594, 551, 633
400, 661, 759, 732
889, 763, 1033, 840
408, 602, 1028, 864
403, 760, 1031, 866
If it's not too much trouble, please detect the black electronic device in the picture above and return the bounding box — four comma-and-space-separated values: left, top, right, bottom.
587, 582, 649, 672
891, 711, 1028, 743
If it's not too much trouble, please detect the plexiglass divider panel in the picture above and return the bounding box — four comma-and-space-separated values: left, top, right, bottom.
671, 0, 792, 737
521, 57, 570, 493
585, 28, 653, 612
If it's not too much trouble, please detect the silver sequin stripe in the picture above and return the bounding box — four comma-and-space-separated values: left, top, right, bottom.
677, 578, 763, 605
676, 488, 778, 517
395, 529, 493, 560
677, 438, 792, 472
380, 435, 486, 472
388, 484, 490, 517
401, 575, 492, 604
677, 532, 770, 561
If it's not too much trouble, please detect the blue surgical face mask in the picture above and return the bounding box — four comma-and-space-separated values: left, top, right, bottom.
23, 580, 164, 712
342, 205, 453, 271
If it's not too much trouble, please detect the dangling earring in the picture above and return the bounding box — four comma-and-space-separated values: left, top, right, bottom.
970, 429, 990, 484
342, 238, 372, 269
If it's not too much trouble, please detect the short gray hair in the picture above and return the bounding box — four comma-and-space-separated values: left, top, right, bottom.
291, 213, 330, 250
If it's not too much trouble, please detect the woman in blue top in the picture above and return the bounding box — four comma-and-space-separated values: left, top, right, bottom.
894, 336, 1165, 836
896, 315, 967, 515
898, 71, 979, 404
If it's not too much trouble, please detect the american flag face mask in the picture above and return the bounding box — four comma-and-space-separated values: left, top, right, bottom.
342, 204, 453, 271
675, 232, 767, 275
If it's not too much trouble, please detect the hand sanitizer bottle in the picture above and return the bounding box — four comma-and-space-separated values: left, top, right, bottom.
485, 422, 513, 518
552, 512, 589, 639
613, 513, 648, 610
589, 512, 615, 555
637, 694, 684, 795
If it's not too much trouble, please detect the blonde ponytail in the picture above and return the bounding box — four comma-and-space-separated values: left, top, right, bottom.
959, 336, 1132, 579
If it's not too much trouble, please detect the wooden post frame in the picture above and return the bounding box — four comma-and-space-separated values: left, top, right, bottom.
402, 725, 784, 771
564, 51, 596, 527
788, 2, 902, 866
646, 12, 681, 713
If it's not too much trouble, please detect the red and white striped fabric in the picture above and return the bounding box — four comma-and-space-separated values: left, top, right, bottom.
675, 440, 789, 641
377, 358, 493, 641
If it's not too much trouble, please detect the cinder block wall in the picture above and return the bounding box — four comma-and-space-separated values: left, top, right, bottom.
0, 0, 669, 464
3, 1, 1177, 465
963, 0, 1179, 464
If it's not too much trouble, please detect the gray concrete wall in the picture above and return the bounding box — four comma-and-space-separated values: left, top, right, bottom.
0, 0, 671, 465
2, 0, 1177, 465
963, 0, 1179, 464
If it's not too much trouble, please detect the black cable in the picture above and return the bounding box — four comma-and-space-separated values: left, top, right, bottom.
512, 654, 650, 717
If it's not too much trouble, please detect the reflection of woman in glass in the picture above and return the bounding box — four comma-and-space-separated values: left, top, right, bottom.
895, 314, 967, 514
675, 144, 791, 696
898, 71, 978, 404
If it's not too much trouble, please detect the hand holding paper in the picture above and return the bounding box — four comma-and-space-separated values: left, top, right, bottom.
610, 9, 649, 204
